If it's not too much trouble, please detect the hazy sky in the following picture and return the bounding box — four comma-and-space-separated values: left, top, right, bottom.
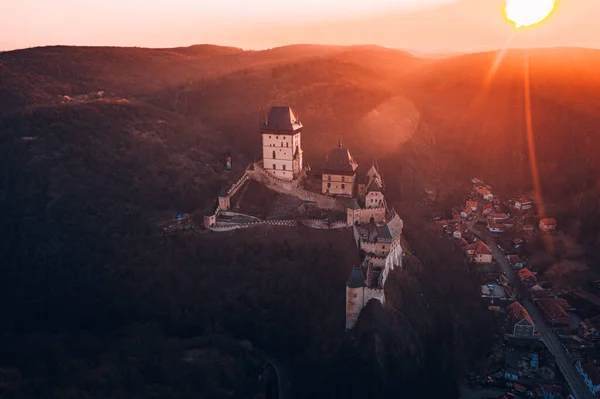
2, 0, 599, 52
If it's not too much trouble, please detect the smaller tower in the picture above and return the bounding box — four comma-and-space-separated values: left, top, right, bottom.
346, 265, 366, 330
225, 150, 232, 171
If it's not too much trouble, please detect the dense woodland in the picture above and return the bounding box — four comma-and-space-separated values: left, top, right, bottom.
0, 44, 599, 397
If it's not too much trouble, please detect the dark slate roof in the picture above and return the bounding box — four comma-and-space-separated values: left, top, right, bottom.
348, 198, 361, 210
377, 212, 403, 241
347, 265, 366, 288
261, 106, 303, 132
204, 202, 218, 216
323, 144, 358, 174
366, 178, 383, 193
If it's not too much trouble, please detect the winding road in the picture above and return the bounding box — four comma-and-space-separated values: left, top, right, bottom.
469, 224, 594, 399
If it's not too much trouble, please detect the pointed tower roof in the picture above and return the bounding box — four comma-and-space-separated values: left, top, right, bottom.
261, 106, 303, 133
346, 265, 366, 288
323, 140, 358, 175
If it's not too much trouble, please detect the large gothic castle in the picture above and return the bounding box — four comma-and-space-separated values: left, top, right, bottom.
205, 105, 404, 330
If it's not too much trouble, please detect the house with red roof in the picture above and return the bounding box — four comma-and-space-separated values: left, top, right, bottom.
539, 218, 558, 232
537, 298, 571, 327
482, 203, 495, 216
515, 196, 533, 211
517, 268, 538, 287
488, 220, 505, 233
465, 241, 494, 263
506, 302, 535, 338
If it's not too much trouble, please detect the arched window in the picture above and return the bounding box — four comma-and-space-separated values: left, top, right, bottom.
272, 151, 276, 159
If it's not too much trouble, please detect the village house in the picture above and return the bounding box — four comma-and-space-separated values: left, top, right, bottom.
460, 206, 472, 218
539, 218, 558, 233
475, 185, 494, 200
488, 220, 505, 233
515, 196, 533, 211
260, 106, 304, 181
536, 298, 571, 327
517, 268, 538, 287
579, 316, 600, 341
506, 302, 536, 338
466, 200, 478, 212
489, 212, 510, 221
575, 360, 600, 397
482, 203, 495, 216
508, 255, 526, 269
321, 138, 358, 197
465, 241, 494, 263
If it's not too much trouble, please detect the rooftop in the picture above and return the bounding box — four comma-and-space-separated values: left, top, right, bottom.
467, 241, 492, 255
261, 106, 303, 132
506, 301, 534, 327
346, 265, 366, 288
322, 139, 358, 174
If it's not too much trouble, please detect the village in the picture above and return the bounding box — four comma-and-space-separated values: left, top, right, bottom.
435, 179, 600, 399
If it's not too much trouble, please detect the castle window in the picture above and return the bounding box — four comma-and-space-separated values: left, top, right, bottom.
281, 142, 283, 147
283, 165, 286, 170
273, 164, 276, 169
269, 136, 271, 139
286, 142, 289, 147
327, 183, 331, 188
341, 184, 345, 189
272, 151, 276, 159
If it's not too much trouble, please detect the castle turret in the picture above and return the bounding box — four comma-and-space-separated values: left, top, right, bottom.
346, 265, 366, 330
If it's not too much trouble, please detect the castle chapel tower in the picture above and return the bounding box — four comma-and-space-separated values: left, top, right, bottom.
260, 106, 303, 181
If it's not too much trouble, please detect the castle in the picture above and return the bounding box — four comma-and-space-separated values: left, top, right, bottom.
204, 106, 404, 330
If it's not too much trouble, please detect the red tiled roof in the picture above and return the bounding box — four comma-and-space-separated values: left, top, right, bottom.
466, 200, 478, 208
490, 212, 509, 219
466, 241, 492, 255
540, 218, 557, 226
537, 298, 571, 325
518, 268, 535, 280
506, 302, 534, 327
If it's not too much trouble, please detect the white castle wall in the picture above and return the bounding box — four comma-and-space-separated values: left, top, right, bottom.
345, 286, 385, 330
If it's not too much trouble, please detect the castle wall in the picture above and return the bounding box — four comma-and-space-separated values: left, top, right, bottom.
346, 286, 385, 330
361, 241, 390, 257
322, 173, 355, 196
366, 191, 385, 208
350, 206, 386, 225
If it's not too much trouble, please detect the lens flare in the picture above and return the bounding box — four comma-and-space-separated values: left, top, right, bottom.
504, 0, 556, 28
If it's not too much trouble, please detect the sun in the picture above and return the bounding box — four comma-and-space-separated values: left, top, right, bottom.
504, 0, 556, 28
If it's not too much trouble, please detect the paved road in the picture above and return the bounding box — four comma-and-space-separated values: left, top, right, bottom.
253, 346, 292, 399
469, 224, 595, 399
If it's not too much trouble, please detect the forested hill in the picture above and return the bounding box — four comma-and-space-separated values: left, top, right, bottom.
1, 43, 600, 397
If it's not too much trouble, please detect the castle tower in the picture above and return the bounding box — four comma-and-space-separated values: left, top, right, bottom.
322, 139, 358, 197
345, 265, 366, 330
260, 106, 303, 181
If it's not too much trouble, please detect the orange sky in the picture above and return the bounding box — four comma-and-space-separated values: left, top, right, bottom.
1, 0, 599, 53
